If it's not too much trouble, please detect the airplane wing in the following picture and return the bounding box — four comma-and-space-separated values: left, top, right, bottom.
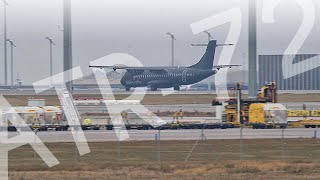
89, 65, 185, 71
213, 65, 241, 70
89, 64, 240, 71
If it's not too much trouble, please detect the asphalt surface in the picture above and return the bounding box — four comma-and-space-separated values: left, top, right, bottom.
75, 102, 320, 114
0, 89, 217, 95
2, 89, 320, 95
7, 128, 318, 142
76, 104, 215, 113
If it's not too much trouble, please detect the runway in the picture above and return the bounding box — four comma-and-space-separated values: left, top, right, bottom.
7, 128, 318, 142
75, 102, 320, 114
2, 89, 320, 95
76, 104, 215, 113
0, 89, 218, 95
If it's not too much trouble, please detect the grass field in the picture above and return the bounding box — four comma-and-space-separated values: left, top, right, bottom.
8, 138, 320, 179
4, 93, 320, 106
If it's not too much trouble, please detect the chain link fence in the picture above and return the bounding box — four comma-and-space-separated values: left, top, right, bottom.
6, 128, 320, 179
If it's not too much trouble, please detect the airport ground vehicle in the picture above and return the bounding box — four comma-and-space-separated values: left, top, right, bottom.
287, 108, 320, 128
212, 82, 288, 129
80, 118, 100, 130
0, 106, 67, 132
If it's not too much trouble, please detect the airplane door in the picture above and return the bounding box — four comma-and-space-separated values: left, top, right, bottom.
182, 69, 187, 83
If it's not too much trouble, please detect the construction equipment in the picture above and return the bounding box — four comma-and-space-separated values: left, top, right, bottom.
217, 82, 287, 129
257, 82, 277, 103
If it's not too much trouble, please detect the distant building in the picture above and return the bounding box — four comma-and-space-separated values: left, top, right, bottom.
258, 54, 320, 90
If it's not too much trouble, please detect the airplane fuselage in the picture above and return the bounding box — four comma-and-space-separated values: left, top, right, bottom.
120, 67, 216, 91
90, 40, 240, 91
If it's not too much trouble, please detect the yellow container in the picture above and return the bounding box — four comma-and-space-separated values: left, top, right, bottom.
249, 103, 287, 124
249, 103, 265, 123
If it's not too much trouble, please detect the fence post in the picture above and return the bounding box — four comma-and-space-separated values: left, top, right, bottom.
157, 126, 162, 162
240, 127, 243, 160
281, 128, 285, 160
33, 129, 38, 164
185, 125, 207, 162
117, 138, 121, 160
313, 127, 318, 139
117, 127, 121, 160
75, 128, 79, 162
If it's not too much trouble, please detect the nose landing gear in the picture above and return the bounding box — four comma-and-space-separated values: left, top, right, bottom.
174, 86, 180, 91
125, 87, 131, 91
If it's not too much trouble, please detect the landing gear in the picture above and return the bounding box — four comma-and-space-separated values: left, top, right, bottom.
125, 87, 131, 91
174, 86, 180, 91
151, 87, 157, 91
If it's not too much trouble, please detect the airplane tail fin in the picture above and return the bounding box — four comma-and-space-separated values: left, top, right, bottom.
189, 40, 217, 70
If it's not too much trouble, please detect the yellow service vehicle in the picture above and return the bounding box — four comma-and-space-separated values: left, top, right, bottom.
81, 118, 100, 130
300, 120, 320, 128
218, 82, 288, 129
248, 103, 287, 129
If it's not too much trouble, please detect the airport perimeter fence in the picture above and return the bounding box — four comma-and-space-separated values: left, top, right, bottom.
7, 127, 320, 166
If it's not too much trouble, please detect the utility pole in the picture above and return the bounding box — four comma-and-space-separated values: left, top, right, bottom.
204, 31, 213, 90
63, 0, 73, 91
45, 37, 55, 85
7, 39, 16, 90
248, 0, 258, 98
166, 32, 175, 67
2, 0, 8, 85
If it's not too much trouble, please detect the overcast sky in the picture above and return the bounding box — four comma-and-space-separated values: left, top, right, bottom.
0, 0, 319, 84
